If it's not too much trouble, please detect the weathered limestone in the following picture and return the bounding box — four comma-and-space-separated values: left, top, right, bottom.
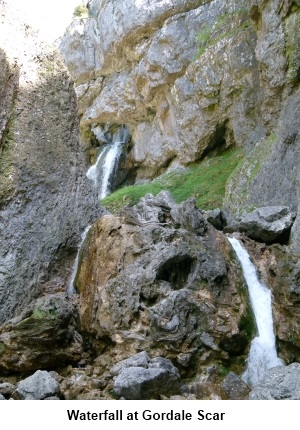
0, 0, 102, 323
112, 352, 181, 399
249, 363, 300, 400
13, 370, 61, 400
76, 192, 253, 375
0, 294, 82, 372
60, 0, 265, 180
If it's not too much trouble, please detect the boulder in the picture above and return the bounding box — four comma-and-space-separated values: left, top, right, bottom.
0, 383, 15, 396
221, 371, 250, 400
14, 370, 60, 400
76, 192, 252, 376
249, 363, 300, 400
0, 294, 82, 372
227, 206, 295, 243
112, 352, 180, 399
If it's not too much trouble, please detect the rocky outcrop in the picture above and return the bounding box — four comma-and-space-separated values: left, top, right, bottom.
75, 192, 253, 380
0, 294, 82, 372
249, 363, 300, 400
225, 206, 295, 243
59, 0, 300, 248
0, 1, 102, 323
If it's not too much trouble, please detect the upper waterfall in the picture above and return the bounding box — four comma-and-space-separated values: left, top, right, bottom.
228, 237, 283, 386
86, 125, 130, 199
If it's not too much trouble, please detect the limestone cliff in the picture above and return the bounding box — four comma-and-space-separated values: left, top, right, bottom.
0, 0, 102, 323
59, 0, 300, 236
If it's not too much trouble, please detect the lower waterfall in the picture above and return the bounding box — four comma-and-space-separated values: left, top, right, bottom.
228, 237, 283, 386
68, 225, 91, 296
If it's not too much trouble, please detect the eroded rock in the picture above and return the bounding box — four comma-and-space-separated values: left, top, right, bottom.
76, 192, 253, 377
249, 363, 300, 400
227, 206, 295, 243
0, 294, 82, 372
112, 352, 180, 399
13, 370, 60, 400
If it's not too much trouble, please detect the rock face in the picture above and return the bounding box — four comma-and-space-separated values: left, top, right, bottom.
249, 363, 300, 400
0, 1, 102, 323
60, 0, 264, 181
76, 192, 253, 377
59, 0, 300, 243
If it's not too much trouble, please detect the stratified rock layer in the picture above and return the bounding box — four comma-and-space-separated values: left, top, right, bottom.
0, 1, 102, 323
0, 294, 82, 372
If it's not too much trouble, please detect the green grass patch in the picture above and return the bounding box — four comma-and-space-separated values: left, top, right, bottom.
101, 148, 244, 213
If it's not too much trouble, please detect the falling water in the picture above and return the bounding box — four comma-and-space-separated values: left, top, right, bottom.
86, 125, 129, 199
68, 225, 91, 296
228, 237, 283, 386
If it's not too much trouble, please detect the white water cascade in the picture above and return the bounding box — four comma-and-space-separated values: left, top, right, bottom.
68, 225, 91, 296
86, 125, 129, 199
228, 237, 283, 386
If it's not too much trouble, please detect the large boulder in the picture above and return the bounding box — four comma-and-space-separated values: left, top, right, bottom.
112, 352, 180, 399
249, 363, 300, 400
13, 370, 60, 400
76, 191, 253, 375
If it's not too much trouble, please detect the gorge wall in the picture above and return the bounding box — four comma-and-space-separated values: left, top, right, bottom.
0, 0, 300, 400
0, 0, 102, 323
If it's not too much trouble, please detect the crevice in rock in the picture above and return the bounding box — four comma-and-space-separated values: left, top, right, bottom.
157, 255, 193, 289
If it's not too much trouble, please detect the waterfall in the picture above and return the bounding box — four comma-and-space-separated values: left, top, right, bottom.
228, 237, 283, 386
86, 125, 129, 199
68, 225, 91, 296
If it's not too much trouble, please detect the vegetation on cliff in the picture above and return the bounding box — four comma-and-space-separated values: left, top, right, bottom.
102, 147, 243, 213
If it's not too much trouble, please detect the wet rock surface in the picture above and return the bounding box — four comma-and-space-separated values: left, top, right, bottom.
249, 363, 300, 400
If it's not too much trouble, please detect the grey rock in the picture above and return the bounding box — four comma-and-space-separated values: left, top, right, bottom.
0, 394, 5, 400
76, 192, 251, 376
0, 2, 102, 323
60, 0, 264, 181
221, 371, 250, 400
238, 206, 294, 243
113, 354, 180, 399
249, 363, 300, 400
44, 396, 60, 400
110, 351, 150, 376
0, 383, 15, 396
14, 370, 60, 400
206, 208, 223, 230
